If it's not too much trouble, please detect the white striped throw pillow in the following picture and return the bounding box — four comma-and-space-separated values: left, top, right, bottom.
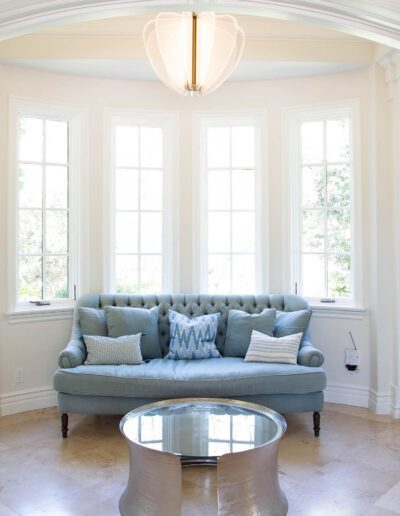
244, 330, 303, 365
84, 333, 143, 365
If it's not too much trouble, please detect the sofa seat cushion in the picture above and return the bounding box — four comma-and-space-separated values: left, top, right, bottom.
54, 357, 326, 398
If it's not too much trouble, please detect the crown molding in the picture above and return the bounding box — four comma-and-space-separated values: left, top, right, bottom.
0, 1, 399, 47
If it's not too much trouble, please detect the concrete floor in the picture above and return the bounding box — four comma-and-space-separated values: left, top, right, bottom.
0, 403, 399, 515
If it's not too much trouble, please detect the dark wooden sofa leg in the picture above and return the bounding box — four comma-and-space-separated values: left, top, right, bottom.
61, 413, 69, 438
313, 412, 320, 437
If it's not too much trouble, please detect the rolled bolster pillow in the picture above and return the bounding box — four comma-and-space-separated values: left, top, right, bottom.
297, 346, 324, 367
58, 341, 85, 368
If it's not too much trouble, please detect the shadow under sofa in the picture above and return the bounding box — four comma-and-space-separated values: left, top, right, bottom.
53, 293, 327, 438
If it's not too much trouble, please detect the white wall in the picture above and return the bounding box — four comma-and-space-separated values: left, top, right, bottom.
0, 63, 394, 416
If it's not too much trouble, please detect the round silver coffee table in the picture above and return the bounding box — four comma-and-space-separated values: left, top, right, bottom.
119, 398, 288, 516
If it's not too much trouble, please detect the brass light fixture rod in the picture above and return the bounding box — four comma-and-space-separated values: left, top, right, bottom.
191, 12, 197, 89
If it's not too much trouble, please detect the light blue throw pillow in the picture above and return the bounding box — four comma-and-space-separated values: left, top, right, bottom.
274, 310, 312, 341
79, 307, 107, 336
105, 305, 161, 359
224, 308, 277, 357
165, 310, 221, 360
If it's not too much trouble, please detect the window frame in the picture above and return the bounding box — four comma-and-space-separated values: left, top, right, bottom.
283, 100, 362, 307
8, 97, 88, 314
193, 112, 266, 294
104, 109, 179, 294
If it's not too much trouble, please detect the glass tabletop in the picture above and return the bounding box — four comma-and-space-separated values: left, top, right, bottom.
120, 399, 286, 459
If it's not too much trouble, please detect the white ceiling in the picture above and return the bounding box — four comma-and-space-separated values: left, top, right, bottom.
0, 13, 378, 81
32, 14, 363, 40
0, 58, 368, 81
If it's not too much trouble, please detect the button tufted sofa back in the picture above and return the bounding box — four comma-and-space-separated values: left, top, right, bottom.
75, 293, 309, 356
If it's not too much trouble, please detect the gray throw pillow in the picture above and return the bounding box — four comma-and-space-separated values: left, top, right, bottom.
84, 334, 143, 365
79, 307, 107, 336
274, 310, 312, 340
224, 308, 277, 357
105, 305, 161, 359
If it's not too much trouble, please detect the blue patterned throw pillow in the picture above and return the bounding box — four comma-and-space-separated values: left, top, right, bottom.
165, 310, 221, 360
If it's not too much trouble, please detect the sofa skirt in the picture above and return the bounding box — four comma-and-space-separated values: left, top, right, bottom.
57, 391, 324, 416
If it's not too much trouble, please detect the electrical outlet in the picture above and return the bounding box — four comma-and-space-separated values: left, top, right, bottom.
15, 367, 24, 384
345, 349, 359, 372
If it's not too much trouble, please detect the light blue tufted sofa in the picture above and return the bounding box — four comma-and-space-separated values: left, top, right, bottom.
53, 293, 326, 438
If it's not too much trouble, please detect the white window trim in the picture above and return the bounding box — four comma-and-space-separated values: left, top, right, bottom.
103, 108, 180, 294
192, 111, 268, 294
282, 99, 362, 308
7, 97, 89, 321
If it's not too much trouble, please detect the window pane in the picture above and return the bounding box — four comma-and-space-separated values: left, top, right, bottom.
19, 209, 42, 254
114, 122, 166, 294
116, 255, 138, 293
141, 415, 163, 441
232, 170, 255, 210
208, 127, 230, 168
302, 210, 324, 252
301, 121, 323, 164
116, 169, 138, 210
46, 211, 68, 254
208, 170, 230, 210
301, 166, 325, 208
232, 212, 255, 253
232, 415, 255, 441
141, 255, 162, 293
208, 442, 231, 456
18, 256, 42, 301
46, 120, 68, 164
141, 170, 163, 210
205, 123, 258, 295
19, 118, 43, 162
46, 166, 68, 208
327, 209, 351, 253
116, 126, 138, 167
232, 255, 255, 293
327, 119, 350, 163
17, 115, 72, 304
209, 414, 230, 440
116, 212, 138, 253
302, 254, 325, 297
233, 443, 254, 452
140, 127, 163, 168
299, 115, 353, 300
327, 165, 350, 207
208, 212, 230, 253
45, 256, 68, 299
328, 254, 351, 298
140, 212, 162, 253
208, 254, 231, 293
232, 126, 254, 168
19, 164, 42, 208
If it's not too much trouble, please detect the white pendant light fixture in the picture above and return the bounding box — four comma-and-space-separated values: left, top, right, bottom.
143, 12, 245, 96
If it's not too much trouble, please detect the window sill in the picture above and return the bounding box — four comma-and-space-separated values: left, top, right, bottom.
309, 303, 366, 319
6, 304, 75, 324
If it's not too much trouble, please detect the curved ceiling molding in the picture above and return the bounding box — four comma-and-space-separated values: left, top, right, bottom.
0, 0, 399, 48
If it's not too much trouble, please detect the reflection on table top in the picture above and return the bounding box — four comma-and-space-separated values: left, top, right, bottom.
120, 399, 286, 457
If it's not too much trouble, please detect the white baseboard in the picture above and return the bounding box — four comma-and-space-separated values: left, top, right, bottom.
326, 383, 395, 415
368, 388, 392, 415
390, 384, 400, 418
325, 382, 370, 408
0, 386, 57, 416
392, 407, 400, 418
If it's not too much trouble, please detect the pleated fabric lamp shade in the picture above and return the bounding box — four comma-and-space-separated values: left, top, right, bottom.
143, 12, 245, 96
